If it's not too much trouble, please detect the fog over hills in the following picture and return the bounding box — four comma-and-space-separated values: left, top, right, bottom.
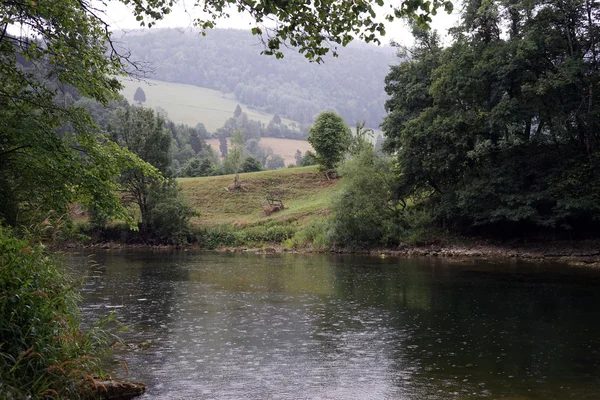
116, 28, 397, 129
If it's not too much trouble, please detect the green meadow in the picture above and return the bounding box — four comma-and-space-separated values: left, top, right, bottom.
119, 78, 296, 133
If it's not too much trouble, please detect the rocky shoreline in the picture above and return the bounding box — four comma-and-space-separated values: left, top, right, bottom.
59, 239, 600, 266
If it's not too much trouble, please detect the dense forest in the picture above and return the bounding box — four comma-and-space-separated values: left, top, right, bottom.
115, 29, 395, 128
331, 0, 600, 246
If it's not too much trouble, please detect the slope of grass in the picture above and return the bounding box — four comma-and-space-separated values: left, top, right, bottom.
119, 78, 296, 133
179, 166, 340, 229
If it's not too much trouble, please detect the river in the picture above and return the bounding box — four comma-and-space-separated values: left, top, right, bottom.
68, 250, 600, 399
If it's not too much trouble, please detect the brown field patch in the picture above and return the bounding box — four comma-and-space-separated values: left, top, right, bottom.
205, 138, 313, 166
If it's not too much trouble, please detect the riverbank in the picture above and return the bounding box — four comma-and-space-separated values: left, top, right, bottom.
58, 239, 600, 266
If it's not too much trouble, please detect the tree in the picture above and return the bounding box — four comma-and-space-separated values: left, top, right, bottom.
349, 121, 374, 155
299, 151, 318, 167
222, 147, 244, 174
134, 87, 146, 104
180, 157, 216, 177
330, 148, 405, 247
234, 104, 243, 118
219, 134, 228, 157
272, 113, 282, 124
266, 154, 286, 170
189, 130, 204, 153
109, 107, 171, 232
307, 111, 352, 177
240, 156, 263, 172
295, 150, 303, 166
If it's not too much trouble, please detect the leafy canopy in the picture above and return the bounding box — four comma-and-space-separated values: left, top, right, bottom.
120, 0, 454, 62
307, 111, 352, 172
383, 0, 600, 235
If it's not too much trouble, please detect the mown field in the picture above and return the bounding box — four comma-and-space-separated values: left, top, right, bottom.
179, 166, 340, 228
205, 137, 314, 166
119, 78, 296, 133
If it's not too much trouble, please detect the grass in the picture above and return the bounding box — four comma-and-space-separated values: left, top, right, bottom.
119, 78, 297, 133
0, 226, 112, 399
205, 137, 314, 166
179, 165, 340, 228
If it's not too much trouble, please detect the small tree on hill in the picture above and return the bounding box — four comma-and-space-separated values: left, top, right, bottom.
189, 130, 204, 153
295, 149, 303, 166
266, 154, 285, 170
234, 104, 242, 118
219, 134, 228, 157
307, 111, 351, 178
240, 156, 263, 173
134, 87, 146, 104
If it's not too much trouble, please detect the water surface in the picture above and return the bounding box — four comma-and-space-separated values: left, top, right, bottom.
69, 251, 600, 399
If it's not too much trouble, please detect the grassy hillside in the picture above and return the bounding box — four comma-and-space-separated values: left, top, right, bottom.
119, 78, 296, 133
179, 166, 340, 228
205, 137, 313, 165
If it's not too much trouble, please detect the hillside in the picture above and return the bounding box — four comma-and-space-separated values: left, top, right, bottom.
120, 78, 296, 133
179, 166, 340, 227
115, 28, 395, 130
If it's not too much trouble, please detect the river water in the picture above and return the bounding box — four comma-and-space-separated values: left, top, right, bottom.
68, 250, 600, 399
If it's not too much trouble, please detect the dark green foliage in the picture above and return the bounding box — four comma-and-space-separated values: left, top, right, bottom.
180, 157, 217, 177
219, 135, 228, 157
217, 112, 306, 140
266, 154, 286, 170
0, 227, 110, 398
134, 86, 146, 104
294, 150, 303, 166
383, 1, 600, 237
234, 104, 242, 118
189, 130, 204, 153
330, 149, 404, 247
299, 151, 318, 167
196, 220, 297, 249
108, 106, 195, 242
146, 181, 197, 244
240, 156, 263, 173
307, 111, 352, 173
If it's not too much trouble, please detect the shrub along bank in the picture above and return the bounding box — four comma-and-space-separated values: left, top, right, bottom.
0, 227, 114, 399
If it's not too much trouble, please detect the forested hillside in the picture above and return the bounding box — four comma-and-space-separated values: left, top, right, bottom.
116, 29, 395, 128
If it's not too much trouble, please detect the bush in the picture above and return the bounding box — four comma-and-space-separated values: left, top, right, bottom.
147, 181, 197, 244
196, 220, 298, 248
240, 156, 263, 173
284, 219, 332, 251
329, 149, 404, 248
0, 226, 110, 399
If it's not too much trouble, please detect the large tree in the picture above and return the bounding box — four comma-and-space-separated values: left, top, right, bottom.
109, 106, 171, 230
307, 111, 352, 176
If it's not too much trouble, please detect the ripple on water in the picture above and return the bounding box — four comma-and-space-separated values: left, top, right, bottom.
71, 251, 600, 400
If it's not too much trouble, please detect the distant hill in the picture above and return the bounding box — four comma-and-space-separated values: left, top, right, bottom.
120, 78, 297, 133
115, 28, 396, 130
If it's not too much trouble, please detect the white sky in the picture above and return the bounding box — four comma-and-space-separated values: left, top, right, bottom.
102, 0, 461, 48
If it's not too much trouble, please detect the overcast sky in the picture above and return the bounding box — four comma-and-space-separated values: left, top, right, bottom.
102, 0, 461, 48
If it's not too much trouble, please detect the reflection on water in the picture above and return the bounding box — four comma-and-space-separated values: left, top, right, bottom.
68, 251, 600, 399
